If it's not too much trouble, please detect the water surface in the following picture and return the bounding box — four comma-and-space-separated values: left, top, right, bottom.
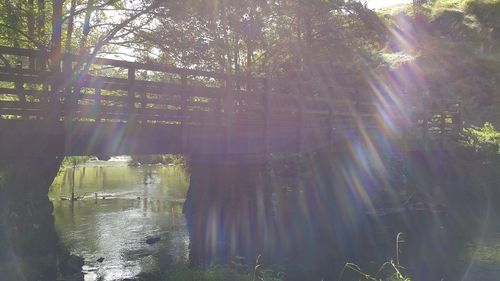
48, 160, 500, 281
49, 162, 190, 281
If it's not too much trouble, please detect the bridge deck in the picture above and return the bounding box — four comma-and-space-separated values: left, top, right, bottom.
0, 46, 461, 157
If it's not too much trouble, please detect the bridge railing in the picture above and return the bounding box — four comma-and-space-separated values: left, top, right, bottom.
0, 46, 461, 154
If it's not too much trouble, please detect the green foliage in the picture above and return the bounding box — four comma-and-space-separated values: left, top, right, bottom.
0, 0, 51, 49
460, 122, 500, 154
61, 156, 90, 167
165, 264, 281, 281
378, 0, 500, 128
377, 3, 412, 15
464, 0, 500, 28
431, 0, 500, 43
432, 0, 470, 14
125, 0, 386, 91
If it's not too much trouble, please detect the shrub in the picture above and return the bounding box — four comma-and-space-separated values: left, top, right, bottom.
460, 122, 500, 154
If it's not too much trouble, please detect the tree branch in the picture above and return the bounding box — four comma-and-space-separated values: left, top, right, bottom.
77, 1, 160, 74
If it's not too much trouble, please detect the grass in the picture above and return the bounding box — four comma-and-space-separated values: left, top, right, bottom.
165, 255, 282, 281
165, 265, 282, 281
338, 233, 411, 281
165, 233, 412, 281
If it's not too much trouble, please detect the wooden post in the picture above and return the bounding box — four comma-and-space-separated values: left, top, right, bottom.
296, 81, 305, 152
41, 51, 54, 121
127, 67, 136, 123
15, 63, 25, 107
62, 54, 73, 114
61, 53, 73, 122
141, 88, 148, 123
61, 53, 74, 155
42, 71, 50, 118
180, 70, 188, 152
36, 50, 48, 71
421, 93, 428, 141
95, 87, 101, 123
62, 53, 73, 107
327, 88, 335, 149
223, 76, 234, 154
263, 79, 271, 154
440, 103, 446, 140
455, 101, 462, 135
352, 99, 361, 147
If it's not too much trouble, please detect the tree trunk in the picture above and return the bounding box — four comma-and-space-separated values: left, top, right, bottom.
13, 0, 21, 48
0, 157, 69, 281
80, 0, 95, 54
37, 0, 46, 42
51, 0, 63, 71
27, 0, 36, 68
65, 0, 77, 52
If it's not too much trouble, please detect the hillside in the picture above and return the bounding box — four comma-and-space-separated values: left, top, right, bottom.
376, 0, 500, 127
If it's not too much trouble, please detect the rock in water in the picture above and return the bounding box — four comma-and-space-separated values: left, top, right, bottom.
145, 236, 160, 245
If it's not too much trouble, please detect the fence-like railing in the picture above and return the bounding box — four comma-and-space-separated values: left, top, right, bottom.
0, 46, 461, 155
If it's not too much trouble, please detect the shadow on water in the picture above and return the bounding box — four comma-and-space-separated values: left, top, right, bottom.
184, 147, 500, 281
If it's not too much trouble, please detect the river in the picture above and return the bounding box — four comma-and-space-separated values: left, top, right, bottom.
49, 159, 190, 281
48, 158, 500, 281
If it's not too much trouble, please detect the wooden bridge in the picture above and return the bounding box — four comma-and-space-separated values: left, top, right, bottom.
0, 46, 461, 158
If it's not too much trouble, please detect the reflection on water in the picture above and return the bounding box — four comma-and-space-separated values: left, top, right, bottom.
49, 163, 190, 281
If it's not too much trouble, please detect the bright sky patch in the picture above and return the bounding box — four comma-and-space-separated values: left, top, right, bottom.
366, 0, 412, 9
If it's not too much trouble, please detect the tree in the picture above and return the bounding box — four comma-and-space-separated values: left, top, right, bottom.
113, 0, 385, 97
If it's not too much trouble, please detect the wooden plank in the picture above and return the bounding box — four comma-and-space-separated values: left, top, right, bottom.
81, 77, 227, 99
0, 73, 49, 84
0, 101, 50, 109
72, 110, 183, 121
0, 67, 52, 77
0, 88, 51, 97
303, 95, 330, 103
0, 46, 47, 57
0, 46, 269, 88
0, 108, 47, 115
